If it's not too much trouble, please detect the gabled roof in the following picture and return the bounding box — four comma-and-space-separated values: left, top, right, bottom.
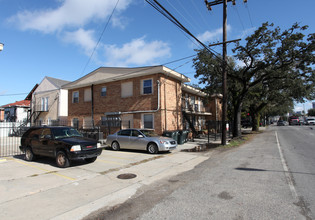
63, 66, 190, 89
45, 76, 70, 88
2, 100, 30, 108
25, 84, 39, 100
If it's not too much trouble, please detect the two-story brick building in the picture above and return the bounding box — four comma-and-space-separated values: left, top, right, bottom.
63, 66, 220, 136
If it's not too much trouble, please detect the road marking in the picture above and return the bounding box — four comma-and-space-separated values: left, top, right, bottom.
275, 131, 298, 201
106, 155, 134, 160
6, 157, 76, 181
97, 159, 126, 165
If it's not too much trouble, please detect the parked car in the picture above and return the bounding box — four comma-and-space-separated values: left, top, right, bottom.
19, 126, 103, 168
306, 118, 315, 125
106, 129, 177, 154
277, 120, 287, 126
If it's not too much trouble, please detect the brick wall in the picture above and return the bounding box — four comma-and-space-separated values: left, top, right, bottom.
67, 73, 183, 135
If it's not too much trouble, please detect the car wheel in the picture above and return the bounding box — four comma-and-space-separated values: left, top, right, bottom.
25, 146, 35, 161
147, 143, 158, 154
111, 141, 120, 151
56, 151, 70, 168
85, 157, 97, 163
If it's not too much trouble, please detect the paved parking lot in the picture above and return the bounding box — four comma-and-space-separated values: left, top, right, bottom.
0, 141, 210, 220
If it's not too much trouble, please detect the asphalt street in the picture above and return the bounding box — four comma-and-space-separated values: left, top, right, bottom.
88, 126, 315, 220
276, 125, 315, 218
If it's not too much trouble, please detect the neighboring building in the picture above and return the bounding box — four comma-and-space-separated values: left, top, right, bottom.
31, 76, 70, 125
312, 102, 315, 109
181, 84, 212, 132
0, 107, 4, 121
63, 66, 220, 136
1, 100, 30, 122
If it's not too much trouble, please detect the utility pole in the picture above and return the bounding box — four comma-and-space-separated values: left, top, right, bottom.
204, 0, 246, 145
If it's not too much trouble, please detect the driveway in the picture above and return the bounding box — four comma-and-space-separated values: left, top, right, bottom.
0, 142, 209, 220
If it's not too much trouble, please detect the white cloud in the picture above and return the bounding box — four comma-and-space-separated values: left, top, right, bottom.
9, 0, 132, 33
239, 27, 256, 39
103, 37, 171, 66
197, 25, 232, 44
63, 29, 96, 55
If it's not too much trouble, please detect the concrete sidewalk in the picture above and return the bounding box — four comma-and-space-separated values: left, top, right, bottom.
0, 139, 212, 220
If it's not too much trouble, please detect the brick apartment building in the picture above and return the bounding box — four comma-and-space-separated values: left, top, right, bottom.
63, 66, 221, 136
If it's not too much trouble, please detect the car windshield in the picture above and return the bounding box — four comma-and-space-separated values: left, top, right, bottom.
140, 130, 159, 137
51, 127, 83, 139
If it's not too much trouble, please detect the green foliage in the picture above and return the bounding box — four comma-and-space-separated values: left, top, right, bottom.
193, 22, 315, 136
308, 108, 315, 116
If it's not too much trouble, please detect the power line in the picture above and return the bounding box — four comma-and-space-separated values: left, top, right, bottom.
80, 0, 120, 76
2, 54, 198, 98
0, 92, 28, 97
233, 6, 245, 31
245, 3, 254, 27
190, 0, 211, 30
145, 0, 222, 58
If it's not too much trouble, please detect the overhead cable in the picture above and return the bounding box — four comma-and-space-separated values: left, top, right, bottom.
80, 0, 120, 76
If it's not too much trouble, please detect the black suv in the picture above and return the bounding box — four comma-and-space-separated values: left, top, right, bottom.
19, 126, 103, 168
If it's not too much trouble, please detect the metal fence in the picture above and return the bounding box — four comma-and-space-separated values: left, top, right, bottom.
0, 119, 232, 157
0, 121, 29, 157
0, 119, 126, 157
205, 120, 233, 141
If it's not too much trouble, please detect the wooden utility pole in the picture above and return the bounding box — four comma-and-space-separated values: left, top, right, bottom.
222, 0, 228, 145
204, 0, 245, 145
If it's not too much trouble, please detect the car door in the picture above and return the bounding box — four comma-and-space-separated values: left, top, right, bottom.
29, 128, 44, 155
38, 128, 55, 157
129, 129, 147, 150
117, 129, 131, 149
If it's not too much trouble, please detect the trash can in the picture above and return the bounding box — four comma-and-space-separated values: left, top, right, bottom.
177, 130, 189, 144
162, 130, 179, 143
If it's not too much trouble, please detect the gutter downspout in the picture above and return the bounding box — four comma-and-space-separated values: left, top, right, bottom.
91, 84, 95, 128
105, 80, 161, 116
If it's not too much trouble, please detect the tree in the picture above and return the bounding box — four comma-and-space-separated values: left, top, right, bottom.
193, 22, 315, 137
308, 108, 315, 116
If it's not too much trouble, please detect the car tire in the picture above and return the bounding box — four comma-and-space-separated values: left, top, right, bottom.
111, 141, 120, 151
147, 143, 159, 154
56, 151, 70, 168
85, 157, 97, 163
25, 146, 35, 161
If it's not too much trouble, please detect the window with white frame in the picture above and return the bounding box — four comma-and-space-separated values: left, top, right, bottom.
142, 79, 153, 95
101, 86, 107, 97
41, 97, 49, 111
142, 113, 154, 129
84, 88, 92, 102
72, 91, 79, 103
41, 97, 45, 111
121, 82, 133, 98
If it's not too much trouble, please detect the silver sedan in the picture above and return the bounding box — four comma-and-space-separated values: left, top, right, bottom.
106, 129, 177, 154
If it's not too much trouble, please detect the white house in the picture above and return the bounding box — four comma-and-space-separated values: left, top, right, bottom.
31, 76, 70, 125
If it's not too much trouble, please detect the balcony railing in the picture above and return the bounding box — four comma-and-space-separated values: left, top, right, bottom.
32, 105, 48, 112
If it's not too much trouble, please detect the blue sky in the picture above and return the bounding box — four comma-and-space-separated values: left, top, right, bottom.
0, 0, 314, 112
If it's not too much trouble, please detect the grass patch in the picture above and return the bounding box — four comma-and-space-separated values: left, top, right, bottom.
220, 131, 259, 150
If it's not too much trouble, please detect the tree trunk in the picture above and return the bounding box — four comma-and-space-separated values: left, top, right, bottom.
232, 103, 242, 137
252, 113, 260, 132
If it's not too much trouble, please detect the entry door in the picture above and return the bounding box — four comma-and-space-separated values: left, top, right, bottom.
121, 114, 134, 129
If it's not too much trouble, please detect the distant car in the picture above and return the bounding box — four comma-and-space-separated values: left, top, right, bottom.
277, 120, 286, 126
106, 129, 177, 154
289, 116, 300, 125
19, 126, 103, 168
306, 118, 315, 125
